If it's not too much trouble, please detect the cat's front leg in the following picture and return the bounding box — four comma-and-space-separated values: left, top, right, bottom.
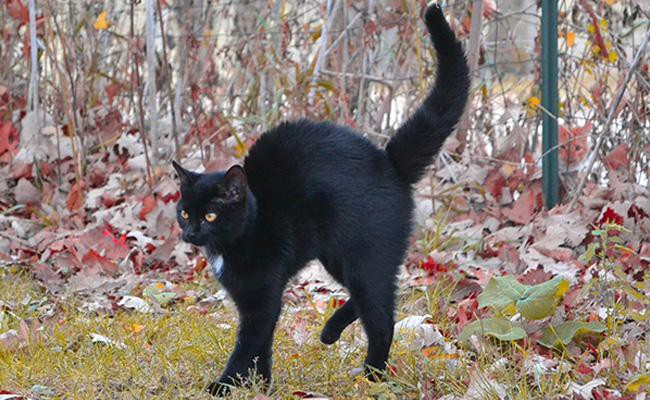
207, 293, 282, 396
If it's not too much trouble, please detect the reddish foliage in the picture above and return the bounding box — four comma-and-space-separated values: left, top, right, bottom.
0, 122, 19, 155
599, 207, 623, 226
518, 266, 553, 285
603, 143, 630, 171
503, 184, 542, 225
81, 249, 118, 276
484, 168, 506, 201
454, 296, 478, 331
66, 180, 86, 212
138, 195, 157, 220
627, 204, 648, 222
420, 256, 448, 274
5, 0, 29, 25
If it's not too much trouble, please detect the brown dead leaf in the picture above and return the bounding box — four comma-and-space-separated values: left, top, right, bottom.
33, 263, 62, 292
68, 265, 111, 292
604, 143, 630, 171
66, 180, 86, 212
82, 249, 118, 276
503, 184, 542, 225
14, 178, 41, 205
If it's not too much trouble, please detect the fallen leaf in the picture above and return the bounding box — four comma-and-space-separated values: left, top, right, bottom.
465, 370, 507, 399
459, 317, 527, 345
89, 333, 126, 349
538, 321, 606, 348
569, 378, 606, 399
478, 276, 569, 320
604, 143, 630, 171
0, 122, 19, 155
66, 180, 85, 212
117, 296, 152, 313
138, 195, 157, 220
600, 207, 624, 226
81, 249, 118, 276
393, 315, 444, 350
503, 185, 541, 225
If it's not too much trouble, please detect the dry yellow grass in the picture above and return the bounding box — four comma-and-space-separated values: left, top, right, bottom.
1, 266, 574, 399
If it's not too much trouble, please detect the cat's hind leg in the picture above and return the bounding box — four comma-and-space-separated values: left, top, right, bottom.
346, 265, 397, 380
320, 299, 357, 344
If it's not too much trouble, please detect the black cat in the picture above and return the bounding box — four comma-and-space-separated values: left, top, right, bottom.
173, 4, 468, 396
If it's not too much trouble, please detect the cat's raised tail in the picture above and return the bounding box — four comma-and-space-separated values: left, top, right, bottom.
385, 4, 470, 185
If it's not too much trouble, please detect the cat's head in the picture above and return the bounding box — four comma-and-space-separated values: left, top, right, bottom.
172, 161, 252, 248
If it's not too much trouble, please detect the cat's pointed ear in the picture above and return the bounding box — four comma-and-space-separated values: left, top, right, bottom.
172, 161, 197, 188
221, 165, 247, 202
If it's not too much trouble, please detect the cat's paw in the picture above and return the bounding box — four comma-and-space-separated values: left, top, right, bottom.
363, 365, 387, 382
319, 326, 341, 345
206, 381, 233, 397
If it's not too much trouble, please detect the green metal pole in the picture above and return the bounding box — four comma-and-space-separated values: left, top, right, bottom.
541, 0, 559, 208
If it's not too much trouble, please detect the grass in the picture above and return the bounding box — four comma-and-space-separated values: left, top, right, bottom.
1, 266, 578, 399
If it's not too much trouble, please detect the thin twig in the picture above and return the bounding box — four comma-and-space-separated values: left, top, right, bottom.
146, 0, 159, 162
456, 0, 483, 155
568, 28, 650, 211
309, 0, 338, 106
28, 0, 39, 113
131, 0, 154, 191
156, 0, 180, 161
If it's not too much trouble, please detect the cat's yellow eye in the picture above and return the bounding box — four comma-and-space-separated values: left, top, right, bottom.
181, 210, 189, 219
205, 213, 218, 222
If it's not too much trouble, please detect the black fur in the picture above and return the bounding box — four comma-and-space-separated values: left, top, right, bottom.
173, 5, 468, 396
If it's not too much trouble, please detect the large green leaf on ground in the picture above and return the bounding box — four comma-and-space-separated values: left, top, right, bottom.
477, 276, 526, 314
459, 317, 527, 345
477, 276, 569, 320
516, 277, 569, 320
537, 321, 606, 348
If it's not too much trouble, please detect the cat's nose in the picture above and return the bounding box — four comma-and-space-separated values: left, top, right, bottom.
182, 231, 199, 243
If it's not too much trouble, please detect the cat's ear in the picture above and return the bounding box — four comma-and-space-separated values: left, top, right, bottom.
172, 161, 198, 188
220, 165, 247, 202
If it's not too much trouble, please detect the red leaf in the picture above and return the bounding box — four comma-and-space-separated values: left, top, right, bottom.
5, 0, 30, 25
104, 83, 122, 104
0, 122, 19, 155
600, 207, 623, 226
420, 256, 447, 274
138, 195, 157, 220
82, 248, 118, 276
484, 168, 506, 201
455, 297, 478, 330
603, 143, 629, 171
33, 262, 62, 286
66, 180, 85, 211
576, 362, 594, 375
503, 184, 542, 225
518, 266, 553, 285
628, 204, 648, 221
